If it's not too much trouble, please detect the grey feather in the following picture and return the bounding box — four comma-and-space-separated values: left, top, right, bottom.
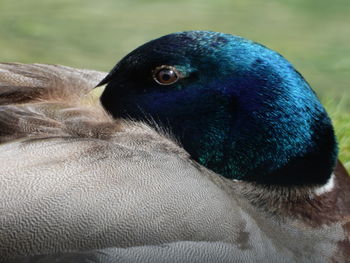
0, 63, 349, 263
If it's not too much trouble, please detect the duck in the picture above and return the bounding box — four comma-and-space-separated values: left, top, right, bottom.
0, 31, 349, 263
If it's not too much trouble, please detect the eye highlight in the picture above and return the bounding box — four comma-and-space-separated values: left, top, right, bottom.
152, 65, 180, 85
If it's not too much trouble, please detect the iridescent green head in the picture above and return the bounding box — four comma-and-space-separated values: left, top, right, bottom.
99, 31, 338, 186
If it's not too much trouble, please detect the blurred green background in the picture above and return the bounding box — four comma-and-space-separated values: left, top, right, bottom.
0, 0, 349, 169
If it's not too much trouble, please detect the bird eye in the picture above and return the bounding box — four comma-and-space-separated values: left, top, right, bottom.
152, 66, 180, 85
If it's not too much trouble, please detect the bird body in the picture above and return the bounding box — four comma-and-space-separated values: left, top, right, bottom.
0, 31, 349, 262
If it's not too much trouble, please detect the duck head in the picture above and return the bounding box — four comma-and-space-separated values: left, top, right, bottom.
99, 31, 338, 187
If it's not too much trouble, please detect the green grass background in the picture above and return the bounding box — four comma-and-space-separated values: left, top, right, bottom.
0, 0, 349, 170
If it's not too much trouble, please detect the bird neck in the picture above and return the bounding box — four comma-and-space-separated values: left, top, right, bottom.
178, 82, 338, 187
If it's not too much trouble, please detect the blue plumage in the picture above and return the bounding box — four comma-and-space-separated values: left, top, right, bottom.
100, 31, 338, 186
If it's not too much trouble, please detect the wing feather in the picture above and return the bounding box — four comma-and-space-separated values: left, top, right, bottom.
0, 63, 106, 104
0, 63, 114, 143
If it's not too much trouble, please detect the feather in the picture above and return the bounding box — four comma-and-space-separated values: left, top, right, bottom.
0, 31, 349, 262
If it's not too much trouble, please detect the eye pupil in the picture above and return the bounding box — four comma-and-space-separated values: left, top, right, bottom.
153, 66, 180, 85
161, 72, 171, 81
158, 69, 176, 84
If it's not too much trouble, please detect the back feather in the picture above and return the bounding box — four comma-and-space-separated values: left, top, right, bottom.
0, 63, 105, 104
0, 63, 118, 143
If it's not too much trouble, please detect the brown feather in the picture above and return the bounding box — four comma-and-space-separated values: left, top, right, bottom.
0, 63, 119, 144
0, 63, 106, 104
